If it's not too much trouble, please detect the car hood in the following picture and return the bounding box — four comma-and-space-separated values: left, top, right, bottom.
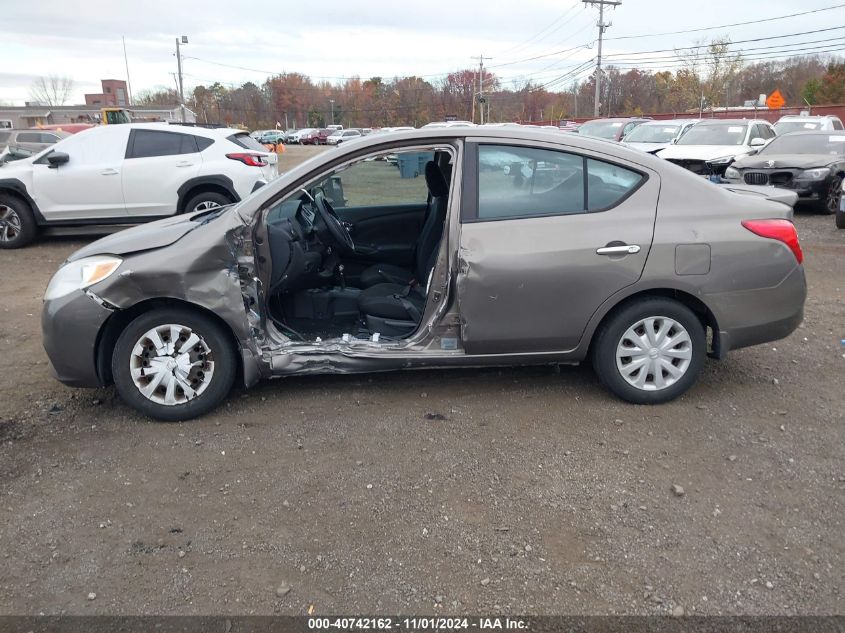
657, 144, 751, 161
625, 141, 672, 154
67, 207, 231, 262
732, 153, 840, 170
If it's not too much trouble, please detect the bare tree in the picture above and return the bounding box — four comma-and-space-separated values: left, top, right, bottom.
30, 75, 75, 106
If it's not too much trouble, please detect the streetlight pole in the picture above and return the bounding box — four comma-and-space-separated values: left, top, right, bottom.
329, 99, 335, 126
175, 35, 188, 123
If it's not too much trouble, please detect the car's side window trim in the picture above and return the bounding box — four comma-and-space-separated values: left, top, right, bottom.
461, 141, 649, 223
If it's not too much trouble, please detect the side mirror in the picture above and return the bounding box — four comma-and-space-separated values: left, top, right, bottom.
749, 137, 766, 147
47, 152, 69, 168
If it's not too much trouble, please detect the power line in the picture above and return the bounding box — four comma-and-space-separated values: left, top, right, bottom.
605, 2, 845, 40
495, 1, 584, 58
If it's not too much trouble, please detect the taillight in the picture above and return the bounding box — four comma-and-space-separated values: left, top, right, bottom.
741, 219, 803, 264
226, 152, 268, 167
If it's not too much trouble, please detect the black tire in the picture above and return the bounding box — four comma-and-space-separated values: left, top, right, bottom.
819, 175, 842, 216
111, 307, 237, 422
183, 191, 233, 214
0, 192, 37, 249
591, 298, 706, 405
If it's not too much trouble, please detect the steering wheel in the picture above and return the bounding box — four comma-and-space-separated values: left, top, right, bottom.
313, 191, 355, 255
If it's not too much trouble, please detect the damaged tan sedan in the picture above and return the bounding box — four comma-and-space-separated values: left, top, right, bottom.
42, 128, 807, 421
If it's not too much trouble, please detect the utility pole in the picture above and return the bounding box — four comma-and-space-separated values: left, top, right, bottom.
175, 36, 188, 122
329, 99, 335, 125
471, 54, 491, 124
583, 0, 620, 117
122, 36, 133, 106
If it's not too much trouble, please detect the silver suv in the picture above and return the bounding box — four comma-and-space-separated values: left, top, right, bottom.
0, 129, 68, 160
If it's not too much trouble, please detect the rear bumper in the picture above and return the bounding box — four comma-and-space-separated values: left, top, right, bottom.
709, 265, 807, 353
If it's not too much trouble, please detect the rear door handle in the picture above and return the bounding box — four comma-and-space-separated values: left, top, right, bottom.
596, 244, 641, 256
100, 168, 119, 176
176, 161, 194, 167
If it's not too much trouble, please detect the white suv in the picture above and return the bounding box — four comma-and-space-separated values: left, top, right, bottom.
774, 115, 844, 134
0, 123, 277, 248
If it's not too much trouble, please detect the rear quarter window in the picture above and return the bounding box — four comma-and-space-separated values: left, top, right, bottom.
227, 133, 265, 151
586, 159, 644, 211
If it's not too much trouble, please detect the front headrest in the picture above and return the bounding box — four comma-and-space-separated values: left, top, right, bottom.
424, 161, 449, 198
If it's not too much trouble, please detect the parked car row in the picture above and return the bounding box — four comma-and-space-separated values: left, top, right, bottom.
574, 113, 844, 222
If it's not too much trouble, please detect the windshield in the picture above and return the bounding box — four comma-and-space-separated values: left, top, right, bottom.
761, 133, 845, 155
577, 120, 624, 139
774, 121, 822, 134
624, 124, 681, 143
676, 123, 747, 146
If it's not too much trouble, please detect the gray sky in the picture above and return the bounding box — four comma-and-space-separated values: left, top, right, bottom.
1, 0, 842, 105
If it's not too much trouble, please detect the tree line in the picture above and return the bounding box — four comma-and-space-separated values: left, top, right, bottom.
129, 47, 845, 129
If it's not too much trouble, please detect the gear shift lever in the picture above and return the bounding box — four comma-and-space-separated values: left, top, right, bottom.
337, 264, 346, 291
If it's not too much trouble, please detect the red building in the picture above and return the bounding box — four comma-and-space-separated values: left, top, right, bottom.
84, 79, 129, 107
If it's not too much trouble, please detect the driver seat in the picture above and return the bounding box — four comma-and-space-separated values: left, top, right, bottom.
358, 161, 450, 288
357, 161, 450, 336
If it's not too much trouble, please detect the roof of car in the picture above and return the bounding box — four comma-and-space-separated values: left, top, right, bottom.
696, 119, 761, 126
121, 123, 243, 138
776, 129, 845, 135
777, 115, 840, 120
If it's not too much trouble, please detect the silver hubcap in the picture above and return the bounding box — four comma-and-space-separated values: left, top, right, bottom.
193, 201, 220, 212
0, 204, 21, 242
616, 316, 692, 391
129, 324, 215, 406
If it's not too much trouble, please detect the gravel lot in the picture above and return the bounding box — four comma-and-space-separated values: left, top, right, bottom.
0, 146, 842, 616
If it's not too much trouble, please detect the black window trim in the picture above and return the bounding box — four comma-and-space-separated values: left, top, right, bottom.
461, 140, 650, 224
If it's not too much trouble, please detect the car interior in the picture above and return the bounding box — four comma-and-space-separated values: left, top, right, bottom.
262, 147, 454, 343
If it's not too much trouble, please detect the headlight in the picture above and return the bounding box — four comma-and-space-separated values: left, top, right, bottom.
724, 166, 741, 180
707, 156, 734, 165
798, 167, 830, 180
44, 255, 122, 301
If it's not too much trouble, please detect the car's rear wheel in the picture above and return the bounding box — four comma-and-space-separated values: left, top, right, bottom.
184, 191, 232, 215
0, 193, 37, 249
821, 175, 842, 215
592, 298, 705, 404
111, 307, 237, 421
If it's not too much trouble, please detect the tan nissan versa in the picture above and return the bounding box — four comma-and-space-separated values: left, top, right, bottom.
41, 127, 806, 421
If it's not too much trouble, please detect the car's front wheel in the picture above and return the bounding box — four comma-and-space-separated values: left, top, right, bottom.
111, 307, 237, 421
0, 193, 37, 249
821, 175, 842, 215
592, 298, 706, 404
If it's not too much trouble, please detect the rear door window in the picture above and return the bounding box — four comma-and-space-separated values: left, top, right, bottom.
127, 129, 199, 158
15, 132, 42, 143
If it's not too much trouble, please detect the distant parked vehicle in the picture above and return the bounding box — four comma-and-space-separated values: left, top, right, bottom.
774, 115, 844, 134
0, 123, 278, 248
422, 121, 475, 129
622, 119, 700, 154
326, 124, 344, 132
724, 130, 845, 214
576, 117, 651, 141
326, 129, 362, 145
657, 119, 776, 176
259, 130, 286, 145
0, 129, 70, 158
288, 128, 318, 144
